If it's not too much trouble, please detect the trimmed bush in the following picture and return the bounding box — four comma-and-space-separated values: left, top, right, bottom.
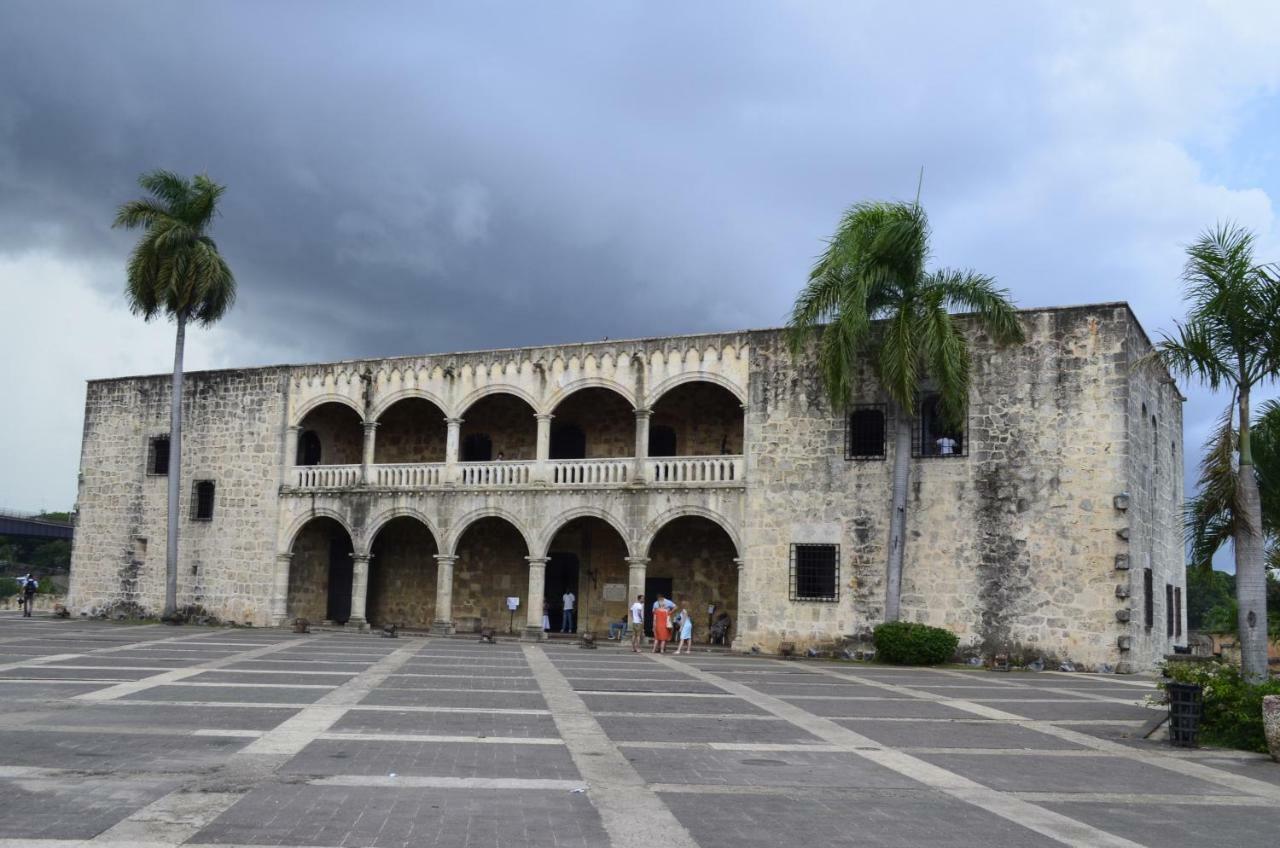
872, 621, 959, 665
1162, 660, 1280, 753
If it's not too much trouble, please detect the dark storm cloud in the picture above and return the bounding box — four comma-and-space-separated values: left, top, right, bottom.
0, 1, 1035, 361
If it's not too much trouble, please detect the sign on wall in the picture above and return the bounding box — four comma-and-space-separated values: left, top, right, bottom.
602, 583, 627, 602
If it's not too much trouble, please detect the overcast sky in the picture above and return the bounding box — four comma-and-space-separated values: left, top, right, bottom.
2, 3, 1279, 545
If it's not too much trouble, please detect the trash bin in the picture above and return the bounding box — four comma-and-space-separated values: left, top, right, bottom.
1167, 682, 1203, 748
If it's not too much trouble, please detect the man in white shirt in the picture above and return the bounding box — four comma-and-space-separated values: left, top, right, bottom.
629, 594, 645, 652
561, 591, 575, 633
935, 435, 957, 456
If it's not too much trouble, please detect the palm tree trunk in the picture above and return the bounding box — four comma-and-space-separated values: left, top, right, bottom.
884, 400, 912, 622
164, 314, 186, 619
1235, 386, 1269, 683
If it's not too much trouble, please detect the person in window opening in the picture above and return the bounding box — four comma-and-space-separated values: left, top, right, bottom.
496, 451, 505, 461
541, 601, 550, 633
561, 590, 575, 632
18, 573, 38, 617
935, 434, 957, 456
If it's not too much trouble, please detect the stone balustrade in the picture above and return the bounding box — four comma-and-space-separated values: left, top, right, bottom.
646, 455, 743, 483
458, 460, 534, 486
550, 458, 631, 484
291, 464, 361, 488
375, 463, 444, 487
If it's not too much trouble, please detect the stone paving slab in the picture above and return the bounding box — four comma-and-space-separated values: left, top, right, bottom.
139, 684, 332, 704
0, 681, 108, 698
985, 700, 1161, 721
579, 693, 767, 715
0, 665, 163, 681
847, 718, 1089, 750
193, 784, 609, 847
623, 746, 921, 788
34, 702, 301, 731
0, 728, 245, 772
1040, 800, 1280, 848
916, 751, 1239, 795
598, 714, 819, 743
332, 708, 561, 738
0, 774, 179, 839
780, 696, 974, 719
383, 674, 539, 690
281, 738, 580, 779
358, 688, 548, 709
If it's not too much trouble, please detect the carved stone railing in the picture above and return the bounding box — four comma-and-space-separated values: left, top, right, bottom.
550, 458, 631, 485
458, 460, 534, 486
375, 463, 444, 488
645, 455, 744, 484
291, 465, 361, 489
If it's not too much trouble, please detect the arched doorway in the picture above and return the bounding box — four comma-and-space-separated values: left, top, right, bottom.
374, 398, 447, 463
296, 403, 363, 465
649, 382, 744, 456
646, 516, 739, 643
367, 516, 439, 629
543, 516, 630, 635
549, 387, 634, 459
459, 393, 536, 460
287, 516, 354, 624
451, 516, 530, 633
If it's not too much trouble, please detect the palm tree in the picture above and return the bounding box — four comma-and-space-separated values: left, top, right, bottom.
1153, 224, 1279, 682
113, 171, 236, 619
789, 200, 1024, 621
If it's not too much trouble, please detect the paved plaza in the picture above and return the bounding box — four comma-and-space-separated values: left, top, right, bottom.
0, 615, 1275, 847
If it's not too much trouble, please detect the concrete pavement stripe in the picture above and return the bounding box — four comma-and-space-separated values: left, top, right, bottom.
91, 791, 243, 845
1009, 791, 1272, 806
654, 654, 1145, 848
932, 669, 1153, 705
524, 644, 701, 848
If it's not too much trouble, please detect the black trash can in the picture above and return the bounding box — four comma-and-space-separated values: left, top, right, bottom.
1167, 681, 1203, 747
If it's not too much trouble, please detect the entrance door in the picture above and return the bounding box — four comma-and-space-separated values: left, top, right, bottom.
326, 538, 353, 623
545, 552, 580, 633
644, 577, 673, 637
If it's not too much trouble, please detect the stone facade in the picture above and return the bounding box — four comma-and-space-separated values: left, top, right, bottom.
68, 303, 1186, 670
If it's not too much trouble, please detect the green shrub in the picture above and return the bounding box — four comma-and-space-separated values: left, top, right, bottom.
0, 577, 18, 597
872, 621, 959, 665
1162, 661, 1280, 753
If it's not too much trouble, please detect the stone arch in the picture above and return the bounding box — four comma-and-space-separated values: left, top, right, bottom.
284, 513, 357, 625
444, 507, 535, 556
362, 507, 441, 556
283, 507, 357, 556
640, 505, 741, 558
542, 378, 636, 415
371, 388, 449, 422
535, 507, 636, 559
646, 372, 746, 408
455, 384, 540, 419
292, 394, 365, 427
365, 512, 440, 629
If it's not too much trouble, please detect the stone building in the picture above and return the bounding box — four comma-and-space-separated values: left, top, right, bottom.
68, 302, 1186, 670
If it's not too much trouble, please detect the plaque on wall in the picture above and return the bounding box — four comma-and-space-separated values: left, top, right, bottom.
602, 583, 627, 602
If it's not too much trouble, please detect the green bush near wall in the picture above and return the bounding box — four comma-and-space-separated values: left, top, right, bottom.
872, 621, 960, 665
1162, 661, 1280, 753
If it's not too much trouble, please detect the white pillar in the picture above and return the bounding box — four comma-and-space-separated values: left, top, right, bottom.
432, 554, 457, 634
271, 552, 292, 625
523, 556, 548, 641
731, 556, 745, 650
633, 408, 651, 483
535, 413, 553, 484
284, 425, 300, 469
349, 553, 371, 629
445, 418, 463, 484
360, 421, 378, 485
626, 555, 649, 610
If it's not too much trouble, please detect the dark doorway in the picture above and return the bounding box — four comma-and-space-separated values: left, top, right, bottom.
550, 424, 586, 460
545, 552, 580, 632
462, 433, 492, 462
644, 576, 673, 637
326, 538, 353, 623
648, 425, 677, 457
297, 430, 322, 465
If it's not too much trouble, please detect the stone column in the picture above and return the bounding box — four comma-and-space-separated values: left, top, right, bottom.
731, 556, 745, 650
432, 554, 457, 634
445, 418, 463, 484
522, 556, 549, 641
360, 421, 378, 485
348, 553, 371, 630
284, 425, 300, 470
626, 555, 649, 608
534, 413, 554, 484
271, 552, 292, 626
633, 408, 651, 483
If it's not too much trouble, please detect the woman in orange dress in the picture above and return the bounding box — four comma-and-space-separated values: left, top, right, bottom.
652, 593, 672, 654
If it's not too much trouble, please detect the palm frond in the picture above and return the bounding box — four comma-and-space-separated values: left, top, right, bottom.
1152, 319, 1237, 389
928, 270, 1025, 344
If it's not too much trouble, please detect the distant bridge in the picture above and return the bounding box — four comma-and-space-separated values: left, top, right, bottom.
0, 509, 74, 542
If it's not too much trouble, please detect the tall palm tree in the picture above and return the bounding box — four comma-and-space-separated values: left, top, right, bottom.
113, 171, 236, 619
789, 200, 1024, 621
1153, 223, 1279, 682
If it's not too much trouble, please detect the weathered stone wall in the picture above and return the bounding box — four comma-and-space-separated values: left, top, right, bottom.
651, 382, 744, 455
648, 516, 739, 643
459, 394, 537, 460
373, 398, 447, 463
366, 516, 438, 627
549, 388, 635, 459
298, 402, 362, 465
453, 518, 529, 631
287, 517, 348, 621
69, 367, 288, 625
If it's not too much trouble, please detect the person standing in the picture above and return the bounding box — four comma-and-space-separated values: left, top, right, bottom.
674, 599, 693, 654
541, 600, 551, 633
629, 594, 644, 653
19, 574, 37, 618
561, 590, 575, 633
651, 592, 672, 654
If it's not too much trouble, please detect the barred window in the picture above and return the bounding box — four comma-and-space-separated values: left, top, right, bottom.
148, 436, 170, 475
918, 394, 965, 457
191, 480, 216, 521
846, 407, 886, 459
1166, 583, 1174, 637
1143, 568, 1153, 629
1174, 587, 1182, 638
790, 543, 839, 602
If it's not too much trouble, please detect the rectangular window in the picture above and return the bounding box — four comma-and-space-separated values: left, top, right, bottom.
191, 480, 215, 521
1166, 583, 1174, 637
148, 436, 170, 475
918, 393, 965, 458
1174, 587, 1182, 638
846, 406, 887, 459
1143, 568, 1153, 629
790, 543, 839, 602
